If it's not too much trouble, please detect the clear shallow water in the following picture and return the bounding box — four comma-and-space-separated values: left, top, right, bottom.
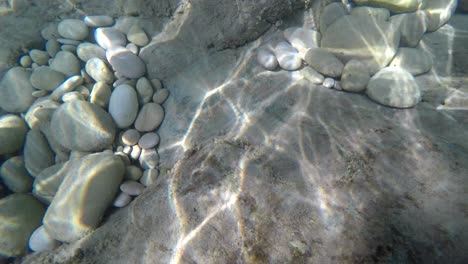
1, 1, 468, 263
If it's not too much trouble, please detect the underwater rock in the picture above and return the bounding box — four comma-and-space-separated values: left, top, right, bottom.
24, 129, 54, 178
390, 10, 428, 47
124, 165, 143, 181
0, 156, 33, 193
425, 0, 458, 32
319, 2, 348, 35
140, 169, 159, 186
106, 46, 146, 78
256, 48, 278, 71
89, 81, 112, 108
85, 57, 114, 83
30, 66, 66, 91
57, 19, 89, 40
120, 180, 145, 196
341, 59, 371, 92
127, 25, 149, 47
283, 27, 320, 58
304, 48, 344, 78
33, 162, 69, 204
152, 88, 169, 104
321, 8, 400, 74
50, 100, 116, 151
108, 84, 139, 128
0, 67, 35, 113
43, 152, 125, 242
366, 67, 421, 108
113, 192, 132, 207
0, 114, 28, 155
95, 27, 127, 50
28, 225, 60, 253
136, 77, 154, 105
29, 50, 49, 65
49, 51, 81, 77
273, 42, 302, 71
139, 148, 159, 169
49, 75, 84, 101
45, 39, 61, 57
76, 42, 107, 62
322, 77, 335, 88
301, 66, 325, 84
121, 129, 141, 146
84, 15, 114, 27
134, 103, 165, 132
0, 194, 45, 257
138, 132, 159, 149
389, 47, 433, 76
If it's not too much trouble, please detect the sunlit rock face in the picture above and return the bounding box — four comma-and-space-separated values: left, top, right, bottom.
43, 153, 124, 242
320, 7, 400, 74
353, 0, 424, 13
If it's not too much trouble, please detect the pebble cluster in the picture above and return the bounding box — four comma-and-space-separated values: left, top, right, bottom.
257, 0, 456, 108
0, 15, 170, 257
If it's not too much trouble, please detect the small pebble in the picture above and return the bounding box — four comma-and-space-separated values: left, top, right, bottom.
29, 50, 50, 65
130, 145, 141, 160
134, 103, 164, 132
127, 24, 149, 46
322, 78, 335, 88
152, 89, 169, 104
136, 77, 154, 104
113, 192, 132, 207
95, 27, 127, 50
125, 165, 143, 181
57, 19, 89, 40
61, 45, 77, 53
28, 225, 60, 252
46, 39, 61, 57
140, 169, 159, 187
138, 132, 159, 149
76, 42, 107, 62
122, 129, 140, 146
49, 75, 83, 101
62, 91, 85, 102
84, 15, 114, 27
19, 55, 32, 67
120, 180, 145, 196
89, 82, 111, 108
126, 43, 139, 55
139, 148, 159, 169
150, 78, 162, 90
106, 46, 146, 78
76, 85, 90, 99
122, 145, 132, 155
85, 58, 114, 83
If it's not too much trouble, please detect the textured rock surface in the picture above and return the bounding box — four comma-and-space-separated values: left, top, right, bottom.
21, 14, 468, 263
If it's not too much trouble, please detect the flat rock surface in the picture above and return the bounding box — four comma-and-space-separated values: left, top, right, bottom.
21, 14, 468, 264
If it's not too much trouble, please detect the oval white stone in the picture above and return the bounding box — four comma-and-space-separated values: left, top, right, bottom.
58, 19, 89, 40
76, 42, 106, 62
120, 180, 145, 196
134, 103, 164, 132
108, 84, 139, 128
89, 82, 111, 108
84, 15, 114, 27
113, 192, 132, 207
152, 88, 169, 104
257, 49, 278, 71
140, 169, 159, 187
121, 129, 140, 146
85, 58, 114, 83
273, 42, 302, 71
106, 46, 146, 79
139, 148, 159, 169
49, 51, 81, 77
28, 225, 60, 252
138, 132, 159, 149
95, 27, 126, 50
